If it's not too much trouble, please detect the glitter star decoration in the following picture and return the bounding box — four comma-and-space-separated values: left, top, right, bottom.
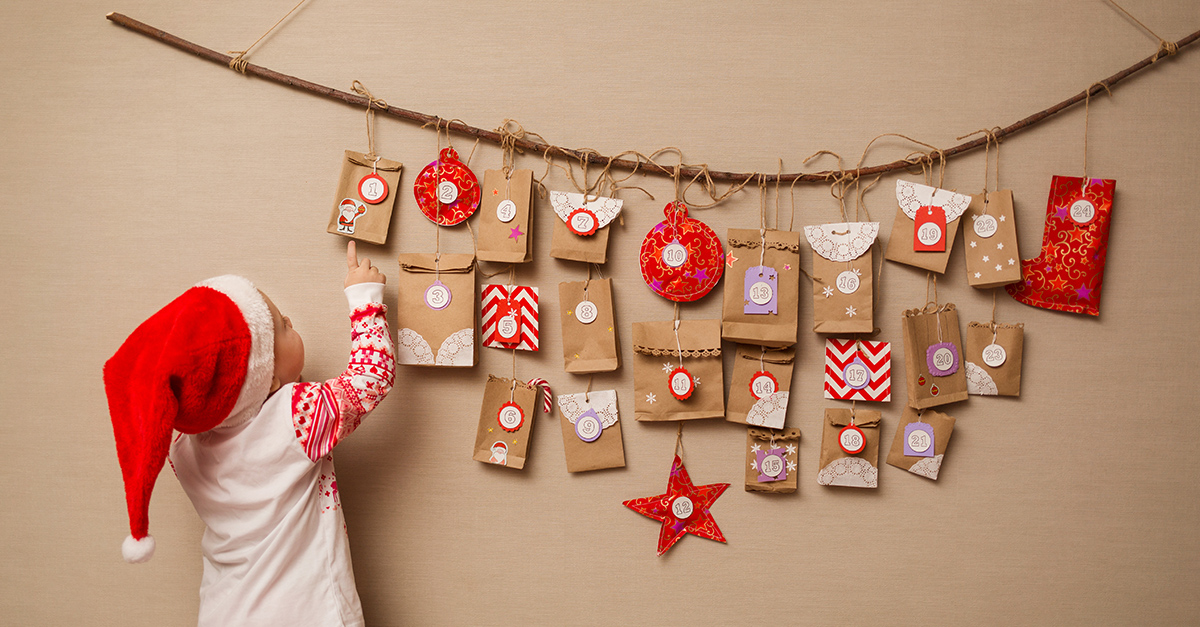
623, 455, 729, 556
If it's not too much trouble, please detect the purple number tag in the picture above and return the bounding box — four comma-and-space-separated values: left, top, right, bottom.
756, 447, 787, 482
926, 342, 959, 376
842, 356, 871, 390
904, 422, 935, 457
574, 408, 603, 442
743, 266, 778, 315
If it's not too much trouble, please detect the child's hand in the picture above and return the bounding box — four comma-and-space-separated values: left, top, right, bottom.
345, 241, 386, 287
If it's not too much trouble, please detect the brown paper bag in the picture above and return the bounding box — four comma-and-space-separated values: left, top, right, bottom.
395, 253, 476, 368
745, 427, 801, 494
476, 169, 534, 263
632, 319, 724, 421
886, 406, 956, 480
559, 278, 620, 373
327, 150, 403, 245
804, 222, 878, 334
720, 229, 802, 347
884, 180, 972, 274
817, 408, 881, 489
963, 190, 1021, 288
726, 344, 794, 429
964, 321, 1024, 397
556, 389, 625, 472
901, 304, 968, 409
473, 376, 539, 470
548, 191, 623, 264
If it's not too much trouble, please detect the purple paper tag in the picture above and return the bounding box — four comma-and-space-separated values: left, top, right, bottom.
926, 342, 959, 376
756, 447, 787, 482
744, 266, 778, 315
904, 422, 935, 457
574, 408, 603, 442
842, 356, 871, 390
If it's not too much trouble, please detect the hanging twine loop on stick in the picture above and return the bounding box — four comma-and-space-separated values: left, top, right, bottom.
226, 0, 308, 74
1109, 0, 1179, 61
350, 81, 388, 160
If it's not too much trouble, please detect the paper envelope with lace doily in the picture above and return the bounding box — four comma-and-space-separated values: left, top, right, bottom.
395, 253, 476, 368
726, 344, 793, 429
884, 180, 972, 273
548, 190, 623, 264
817, 408, 881, 489
473, 375, 539, 470
745, 427, 800, 494
327, 150, 403, 245
886, 406, 956, 481
805, 222, 878, 334
963, 190, 1021, 288
632, 319, 724, 421
964, 321, 1023, 397
720, 228, 802, 347
476, 169, 535, 264
557, 389, 625, 472
901, 304, 968, 409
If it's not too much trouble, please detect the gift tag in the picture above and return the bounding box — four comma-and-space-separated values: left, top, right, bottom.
757, 448, 786, 482
496, 199, 517, 223
424, 280, 452, 311
903, 422, 935, 457
668, 367, 695, 400
496, 313, 520, 343
574, 408, 603, 442
973, 213, 998, 238
575, 299, 598, 325
662, 239, 688, 268
982, 343, 1007, 368
670, 495, 694, 520
336, 198, 367, 235
927, 342, 960, 376
842, 356, 871, 390
749, 370, 778, 400
497, 401, 525, 432
838, 423, 867, 455
568, 208, 599, 236
1070, 198, 1096, 225
914, 205, 947, 252
836, 269, 861, 294
743, 266, 778, 315
358, 173, 389, 204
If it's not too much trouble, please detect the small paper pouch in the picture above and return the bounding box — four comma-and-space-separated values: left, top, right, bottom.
473, 376, 541, 470
745, 427, 801, 494
549, 190, 623, 264
963, 190, 1021, 288
557, 389, 625, 472
884, 180, 972, 273
885, 406, 955, 481
817, 408, 881, 489
632, 319, 724, 421
721, 228, 802, 347
726, 344, 794, 429
804, 222, 878, 334
559, 278, 619, 373
476, 169, 535, 263
395, 253, 476, 367
901, 303, 968, 409
327, 150, 403, 245
963, 321, 1023, 397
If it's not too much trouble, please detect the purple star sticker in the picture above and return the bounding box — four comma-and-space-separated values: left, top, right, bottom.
650, 279, 663, 291
1075, 285, 1093, 300
509, 225, 524, 241
694, 268, 709, 281
1055, 205, 1070, 220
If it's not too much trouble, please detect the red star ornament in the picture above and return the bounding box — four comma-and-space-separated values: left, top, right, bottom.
622, 455, 729, 556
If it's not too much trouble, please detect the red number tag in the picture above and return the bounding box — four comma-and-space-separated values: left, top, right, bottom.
914, 205, 947, 252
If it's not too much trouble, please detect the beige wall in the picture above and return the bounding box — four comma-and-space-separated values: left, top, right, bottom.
3, 1, 1199, 624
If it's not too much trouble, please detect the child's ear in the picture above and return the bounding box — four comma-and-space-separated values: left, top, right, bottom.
269, 376, 282, 394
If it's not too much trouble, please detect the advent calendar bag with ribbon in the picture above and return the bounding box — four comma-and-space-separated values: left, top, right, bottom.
632, 319, 724, 421
476, 169, 535, 263
963, 190, 1021, 288
473, 376, 540, 470
395, 253, 476, 367
901, 303, 968, 409
558, 278, 619, 373
884, 180, 972, 273
964, 321, 1024, 397
886, 406, 956, 481
726, 344, 793, 429
720, 228, 802, 347
745, 427, 800, 494
327, 150, 403, 245
557, 389, 625, 472
481, 284, 539, 352
817, 408, 881, 489
804, 222, 878, 333
549, 191, 623, 264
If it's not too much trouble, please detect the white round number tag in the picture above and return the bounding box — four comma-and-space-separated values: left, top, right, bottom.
670, 496, 694, 520
838, 424, 866, 455
424, 280, 452, 311
437, 181, 459, 204
749, 371, 778, 399
497, 402, 524, 432
662, 241, 688, 268
907, 428, 932, 453
974, 214, 998, 238
1070, 199, 1096, 224
496, 199, 517, 223
760, 453, 785, 478
917, 222, 943, 246
748, 281, 774, 306
497, 315, 519, 341
933, 347, 954, 370
575, 300, 598, 325
568, 209, 598, 236
668, 367, 694, 400
836, 270, 860, 295
358, 173, 389, 204
982, 343, 1007, 368
842, 360, 871, 390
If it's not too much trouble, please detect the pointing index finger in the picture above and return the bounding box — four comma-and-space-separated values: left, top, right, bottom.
347, 240, 358, 269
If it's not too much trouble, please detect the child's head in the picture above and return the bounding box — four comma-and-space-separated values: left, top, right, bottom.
260, 292, 304, 393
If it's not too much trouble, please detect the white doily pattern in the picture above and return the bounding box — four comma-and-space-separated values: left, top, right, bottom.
817, 456, 878, 488
803, 222, 879, 262
965, 361, 998, 396
896, 180, 972, 222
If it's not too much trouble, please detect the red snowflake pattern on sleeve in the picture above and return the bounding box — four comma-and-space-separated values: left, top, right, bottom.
292, 303, 395, 462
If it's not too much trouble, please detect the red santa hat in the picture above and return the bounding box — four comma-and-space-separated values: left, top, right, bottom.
103, 275, 274, 563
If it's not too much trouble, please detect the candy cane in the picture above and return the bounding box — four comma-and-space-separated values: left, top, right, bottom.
527, 378, 553, 414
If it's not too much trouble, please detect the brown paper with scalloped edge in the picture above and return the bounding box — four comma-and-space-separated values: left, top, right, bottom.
476, 169, 534, 263
817, 408, 880, 489
473, 376, 539, 470
558, 278, 619, 373
632, 319, 724, 421
886, 406, 956, 480
721, 228, 802, 347
745, 427, 800, 493
327, 150, 403, 245
902, 304, 968, 409
963, 321, 1023, 397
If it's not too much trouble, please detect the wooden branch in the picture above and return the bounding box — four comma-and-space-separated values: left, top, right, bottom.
106, 12, 1199, 184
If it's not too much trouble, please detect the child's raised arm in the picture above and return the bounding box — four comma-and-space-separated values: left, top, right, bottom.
292, 242, 394, 461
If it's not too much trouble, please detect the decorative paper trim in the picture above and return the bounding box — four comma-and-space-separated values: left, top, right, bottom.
895, 180, 972, 222
817, 457, 878, 488
803, 222, 880, 262
965, 362, 998, 396
726, 237, 801, 253
558, 390, 619, 428
745, 391, 788, 429
632, 345, 721, 358
549, 191, 623, 229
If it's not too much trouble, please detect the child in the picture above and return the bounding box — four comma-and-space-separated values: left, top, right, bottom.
104, 242, 394, 626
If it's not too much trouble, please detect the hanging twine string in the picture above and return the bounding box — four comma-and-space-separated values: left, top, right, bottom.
674, 422, 685, 459
227, 0, 308, 74
1109, 0, 1180, 61
1083, 82, 1114, 182
350, 81, 387, 160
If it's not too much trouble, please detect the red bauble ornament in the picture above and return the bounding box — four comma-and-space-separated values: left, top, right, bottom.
639, 202, 724, 302
414, 147, 480, 226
